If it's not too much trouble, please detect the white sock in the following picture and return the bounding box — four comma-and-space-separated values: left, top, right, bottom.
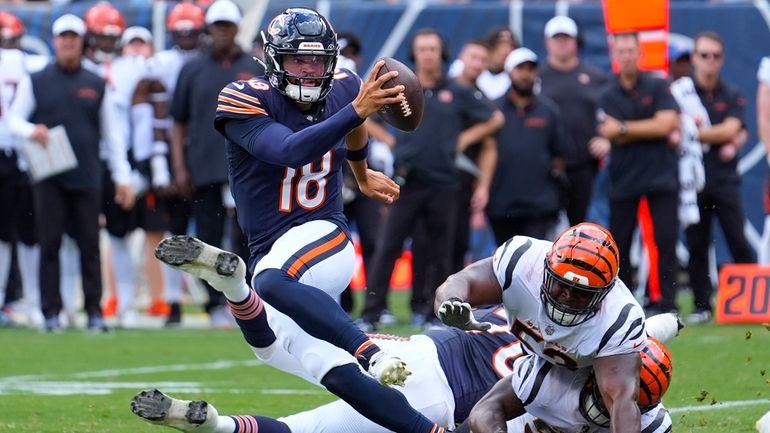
18, 243, 41, 313
213, 416, 234, 433
0, 241, 11, 304
110, 235, 137, 314
222, 282, 249, 304
646, 313, 681, 343
60, 236, 80, 315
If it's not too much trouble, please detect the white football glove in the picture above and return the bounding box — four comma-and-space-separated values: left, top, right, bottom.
438, 297, 491, 331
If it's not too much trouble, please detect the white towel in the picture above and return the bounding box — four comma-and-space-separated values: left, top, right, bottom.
670, 77, 707, 228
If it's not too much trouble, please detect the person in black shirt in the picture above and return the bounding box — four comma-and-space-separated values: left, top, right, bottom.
486, 47, 568, 244
539, 16, 609, 225
169, 0, 262, 327
596, 33, 680, 313
362, 29, 503, 328
685, 32, 755, 324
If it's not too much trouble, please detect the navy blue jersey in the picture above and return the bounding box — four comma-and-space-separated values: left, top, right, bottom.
425, 306, 522, 423
213, 70, 363, 267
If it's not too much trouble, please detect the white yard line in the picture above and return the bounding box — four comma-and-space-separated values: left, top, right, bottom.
669, 398, 770, 414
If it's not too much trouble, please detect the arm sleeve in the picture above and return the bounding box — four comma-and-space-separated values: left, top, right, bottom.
222, 103, 364, 168
654, 79, 679, 113
169, 63, 192, 123
100, 88, 131, 185
547, 103, 568, 157
726, 87, 746, 125
457, 85, 496, 124
6, 74, 37, 139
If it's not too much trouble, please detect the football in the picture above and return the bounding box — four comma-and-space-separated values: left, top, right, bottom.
375, 57, 424, 132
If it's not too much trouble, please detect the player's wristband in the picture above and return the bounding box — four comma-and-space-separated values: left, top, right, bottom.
346, 141, 369, 161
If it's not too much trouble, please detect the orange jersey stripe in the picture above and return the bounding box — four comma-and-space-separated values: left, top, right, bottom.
218, 94, 261, 110
217, 104, 268, 116
221, 87, 263, 105
286, 231, 347, 278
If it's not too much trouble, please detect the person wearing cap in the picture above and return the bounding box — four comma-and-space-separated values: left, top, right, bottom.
595, 32, 680, 314
669, 42, 692, 81
150, 2, 207, 326
169, 0, 262, 328
477, 26, 518, 100
362, 28, 503, 330
485, 47, 569, 244
683, 31, 754, 324
539, 15, 609, 226
6, 14, 134, 332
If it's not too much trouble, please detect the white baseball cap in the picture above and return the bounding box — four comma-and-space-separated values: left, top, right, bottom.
504, 47, 538, 72
52, 14, 86, 37
205, 0, 242, 25
121, 26, 153, 45
544, 16, 578, 38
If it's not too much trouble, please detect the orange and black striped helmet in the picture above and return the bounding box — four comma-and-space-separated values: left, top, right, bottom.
579, 337, 673, 427
0, 11, 24, 40
84, 2, 126, 36
167, 3, 205, 33
639, 337, 673, 407
541, 222, 619, 326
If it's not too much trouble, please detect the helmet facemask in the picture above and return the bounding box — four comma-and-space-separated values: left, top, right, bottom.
261, 8, 339, 103
540, 258, 613, 327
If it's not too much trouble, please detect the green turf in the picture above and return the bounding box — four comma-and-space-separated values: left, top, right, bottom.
1, 291, 768, 432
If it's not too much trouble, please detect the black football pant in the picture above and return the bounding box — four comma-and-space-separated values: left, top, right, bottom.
488, 214, 558, 247
192, 183, 228, 313
610, 191, 679, 312
686, 186, 755, 312
32, 181, 102, 319
362, 181, 458, 322
341, 194, 382, 313
565, 162, 597, 225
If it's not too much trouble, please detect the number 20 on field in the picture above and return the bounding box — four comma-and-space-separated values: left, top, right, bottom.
716, 265, 770, 324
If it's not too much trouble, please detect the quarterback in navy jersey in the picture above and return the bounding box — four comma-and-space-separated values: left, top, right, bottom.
214, 68, 361, 263
152, 7, 450, 433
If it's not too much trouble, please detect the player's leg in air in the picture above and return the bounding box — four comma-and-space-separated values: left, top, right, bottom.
154, 233, 448, 433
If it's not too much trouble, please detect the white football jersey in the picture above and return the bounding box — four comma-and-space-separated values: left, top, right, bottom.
0, 48, 47, 151
153, 47, 198, 103
509, 401, 672, 433
492, 236, 647, 370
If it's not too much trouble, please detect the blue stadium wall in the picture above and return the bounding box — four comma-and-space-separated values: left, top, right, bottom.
4, 0, 769, 263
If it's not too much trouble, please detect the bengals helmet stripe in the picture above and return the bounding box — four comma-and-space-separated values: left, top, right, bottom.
84, 2, 126, 36
0, 12, 24, 39
638, 337, 673, 407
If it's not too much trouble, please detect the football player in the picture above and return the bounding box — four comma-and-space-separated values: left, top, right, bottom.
131, 309, 679, 433
0, 12, 47, 327
154, 7, 451, 433
435, 222, 648, 433
149, 2, 206, 325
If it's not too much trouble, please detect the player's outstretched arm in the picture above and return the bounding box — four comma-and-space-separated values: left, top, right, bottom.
434, 258, 503, 330
351, 60, 405, 119
468, 376, 526, 433
594, 353, 642, 433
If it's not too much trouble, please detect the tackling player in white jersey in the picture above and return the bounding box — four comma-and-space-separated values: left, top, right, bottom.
435, 222, 647, 433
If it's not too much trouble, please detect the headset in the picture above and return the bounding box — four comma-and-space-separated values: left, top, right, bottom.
408, 27, 450, 63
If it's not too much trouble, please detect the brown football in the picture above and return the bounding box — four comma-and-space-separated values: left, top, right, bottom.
375, 57, 424, 132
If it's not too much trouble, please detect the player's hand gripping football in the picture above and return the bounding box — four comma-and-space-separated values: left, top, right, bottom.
438, 297, 491, 331
358, 168, 400, 204
352, 60, 405, 119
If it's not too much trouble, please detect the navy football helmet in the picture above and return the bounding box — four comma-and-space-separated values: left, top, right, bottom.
261, 8, 338, 102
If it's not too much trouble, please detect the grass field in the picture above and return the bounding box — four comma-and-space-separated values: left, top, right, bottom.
1, 291, 769, 433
